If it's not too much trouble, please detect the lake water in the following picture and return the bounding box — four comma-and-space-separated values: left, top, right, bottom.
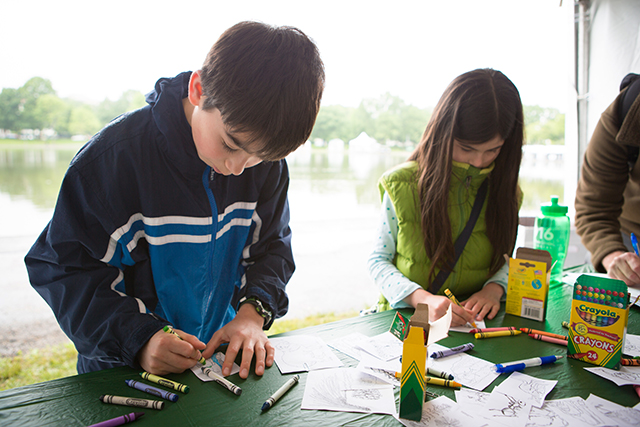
0, 142, 566, 348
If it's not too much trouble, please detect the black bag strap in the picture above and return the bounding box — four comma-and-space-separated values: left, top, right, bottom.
618, 73, 640, 172
429, 178, 489, 294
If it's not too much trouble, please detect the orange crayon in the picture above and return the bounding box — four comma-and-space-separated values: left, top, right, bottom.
519, 328, 568, 341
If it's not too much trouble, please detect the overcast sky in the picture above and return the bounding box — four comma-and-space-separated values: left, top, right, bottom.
0, 0, 572, 110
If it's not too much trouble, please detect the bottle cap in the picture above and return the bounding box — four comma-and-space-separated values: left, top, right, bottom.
540, 196, 568, 215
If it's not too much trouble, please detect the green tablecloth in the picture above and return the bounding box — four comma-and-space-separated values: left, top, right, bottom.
1, 278, 638, 426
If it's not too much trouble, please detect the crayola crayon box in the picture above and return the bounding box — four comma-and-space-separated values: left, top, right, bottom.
567, 275, 629, 369
505, 247, 552, 321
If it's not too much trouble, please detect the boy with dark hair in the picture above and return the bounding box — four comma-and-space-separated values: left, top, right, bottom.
24, 21, 325, 378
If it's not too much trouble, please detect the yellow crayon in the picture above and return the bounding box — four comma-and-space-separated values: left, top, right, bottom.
474, 330, 522, 339
444, 288, 477, 328
140, 372, 190, 394
163, 325, 206, 365
394, 372, 462, 389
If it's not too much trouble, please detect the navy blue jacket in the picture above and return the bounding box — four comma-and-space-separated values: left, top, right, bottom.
25, 72, 294, 373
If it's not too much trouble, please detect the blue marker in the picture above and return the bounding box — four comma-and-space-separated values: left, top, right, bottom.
125, 379, 179, 402
631, 233, 639, 256
494, 355, 563, 374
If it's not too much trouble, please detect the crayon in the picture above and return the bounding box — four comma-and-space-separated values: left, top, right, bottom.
620, 358, 640, 366
426, 367, 454, 380
561, 321, 570, 328
125, 379, 179, 402
474, 330, 521, 339
261, 374, 300, 411
567, 353, 589, 360
394, 373, 462, 389
444, 289, 477, 328
99, 394, 165, 410
202, 367, 242, 396
426, 376, 462, 389
88, 412, 144, 427
528, 333, 568, 346
634, 385, 640, 399
163, 325, 206, 365
430, 343, 474, 358
519, 328, 568, 341
468, 327, 516, 334
140, 372, 189, 394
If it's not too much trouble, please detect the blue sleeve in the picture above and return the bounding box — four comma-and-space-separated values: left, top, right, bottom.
240, 160, 294, 327
24, 165, 166, 370
367, 191, 421, 308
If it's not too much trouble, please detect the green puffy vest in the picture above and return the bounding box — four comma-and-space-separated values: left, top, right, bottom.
378, 161, 493, 299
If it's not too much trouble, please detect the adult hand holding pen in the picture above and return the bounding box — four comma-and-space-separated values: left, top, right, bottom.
603, 250, 640, 287
203, 303, 275, 379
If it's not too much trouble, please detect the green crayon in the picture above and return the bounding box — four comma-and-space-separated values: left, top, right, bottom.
140, 372, 189, 394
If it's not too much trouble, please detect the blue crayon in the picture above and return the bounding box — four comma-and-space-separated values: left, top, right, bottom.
430, 343, 474, 359
125, 379, 179, 402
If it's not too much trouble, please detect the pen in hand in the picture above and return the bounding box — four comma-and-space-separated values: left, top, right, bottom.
631, 233, 639, 256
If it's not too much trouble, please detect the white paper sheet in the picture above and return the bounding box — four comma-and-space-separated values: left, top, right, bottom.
525, 396, 609, 427
624, 334, 640, 357
270, 334, 343, 374
493, 371, 557, 408
586, 394, 640, 427
190, 351, 240, 381
301, 368, 397, 415
449, 319, 487, 333
584, 365, 640, 386
426, 342, 499, 390
397, 395, 487, 427
356, 331, 404, 361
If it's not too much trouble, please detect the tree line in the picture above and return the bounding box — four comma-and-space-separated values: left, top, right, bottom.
0, 77, 564, 145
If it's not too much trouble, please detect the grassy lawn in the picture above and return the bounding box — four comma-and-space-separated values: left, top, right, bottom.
0, 311, 360, 392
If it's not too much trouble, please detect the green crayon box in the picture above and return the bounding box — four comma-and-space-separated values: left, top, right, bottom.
567, 274, 629, 369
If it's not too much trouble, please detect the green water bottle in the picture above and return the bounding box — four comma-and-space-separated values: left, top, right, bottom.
533, 196, 570, 285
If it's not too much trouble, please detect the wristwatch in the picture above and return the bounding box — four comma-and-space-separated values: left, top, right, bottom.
239, 296, 273, 326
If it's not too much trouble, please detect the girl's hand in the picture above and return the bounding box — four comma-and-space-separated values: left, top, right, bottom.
462, 282, 504, 322
405, 289, 474, 327
138, 328, 206, 375
603, 250, 640, 287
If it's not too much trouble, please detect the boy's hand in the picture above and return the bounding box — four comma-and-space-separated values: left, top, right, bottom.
203, 303, 275, 379
461, 282, 504, 322
405, 288, 474, 327
138, 328, 206, 375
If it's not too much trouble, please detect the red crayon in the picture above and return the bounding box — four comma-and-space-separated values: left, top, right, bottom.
529, 333, 568, 346
519, 328, 568, 341
634, 385, 640, 399
567, 353, 589, 360
469, 327, 516, 334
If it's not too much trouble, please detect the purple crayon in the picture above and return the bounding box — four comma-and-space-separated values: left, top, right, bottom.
88, 411, 144, 427
125, 379, 179, 402
430, 343, 474, 359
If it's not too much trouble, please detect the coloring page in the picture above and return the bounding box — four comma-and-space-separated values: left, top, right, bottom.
327, 332, 370, 361
190, 351, 240, 381
301, 367, 396, 415
455, 388, 493, 420
584, 365, 640, 386
525, 396, 609, 427
623, 334, 640, 358
356, 362, 400, 386
356, 331, 404, 362
397, 395, 487, 427
270, 334, 343, 374
586, 394, 640, 427
427, 342, 499, 390
478, 389, 532, 427
449, 319, 487, 333
493, 371, 557, 408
